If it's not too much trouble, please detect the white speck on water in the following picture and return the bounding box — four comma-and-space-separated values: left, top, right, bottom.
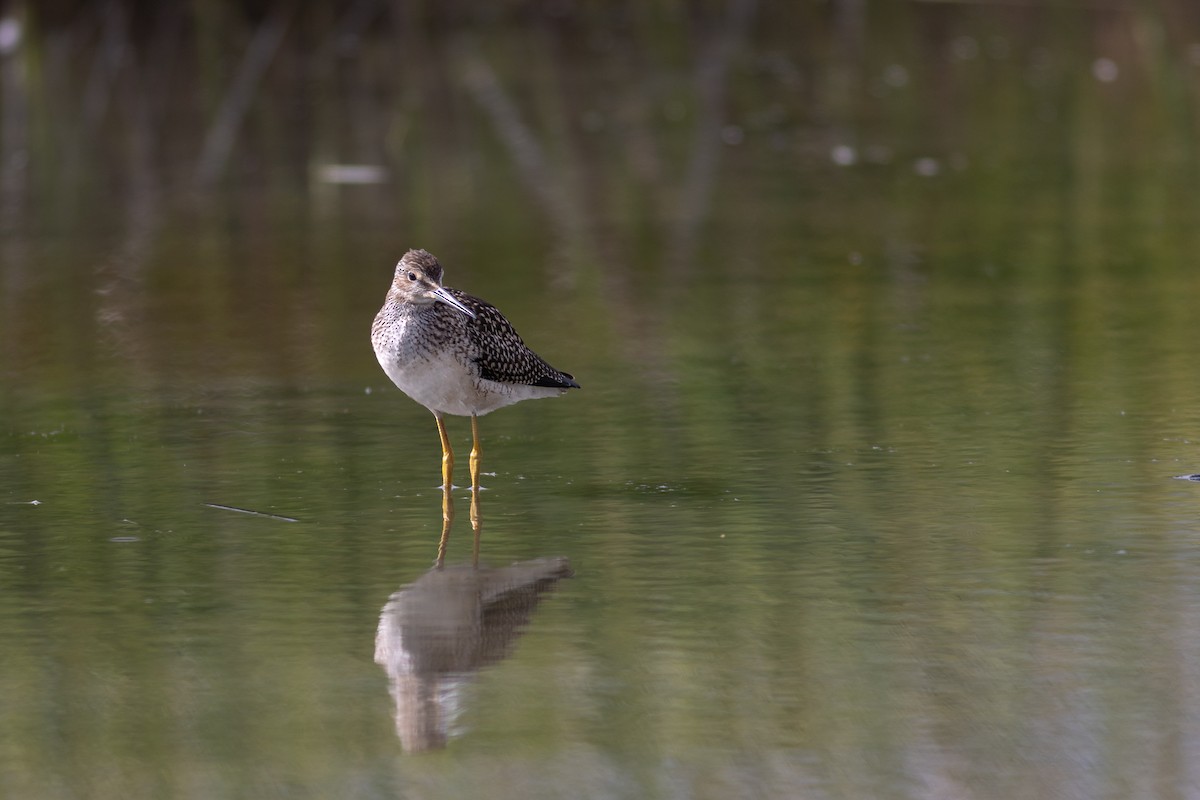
831, 144, 857, 166
0, 18, 21, 54
1092, 57, 1119, 83
914, 157, 941, 177
319, 164, 388, 184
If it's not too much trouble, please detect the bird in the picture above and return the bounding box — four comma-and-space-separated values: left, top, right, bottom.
371, 249, 580, 495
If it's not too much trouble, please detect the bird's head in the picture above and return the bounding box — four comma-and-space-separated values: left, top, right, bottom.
390, 249, 476, 319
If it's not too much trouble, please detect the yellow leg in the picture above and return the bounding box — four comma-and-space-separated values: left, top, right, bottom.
469, 414, 482, 495
436, 481, 453, 568
436, 414, 454, 490
472, 501, 482, 568
469, 414, 482, 564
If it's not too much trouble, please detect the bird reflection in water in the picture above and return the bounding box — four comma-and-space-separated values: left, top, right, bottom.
374, 483, 572, 752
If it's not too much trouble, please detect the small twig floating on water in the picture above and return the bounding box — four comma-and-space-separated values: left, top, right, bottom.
204, 503, 299, 522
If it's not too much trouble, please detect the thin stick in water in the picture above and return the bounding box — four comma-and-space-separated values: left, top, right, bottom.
204, 502, 299, 522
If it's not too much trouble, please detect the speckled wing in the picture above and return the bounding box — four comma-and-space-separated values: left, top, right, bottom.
449, 289, 580, 389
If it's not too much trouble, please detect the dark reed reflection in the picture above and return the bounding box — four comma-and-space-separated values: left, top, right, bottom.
374, 485, 572, 752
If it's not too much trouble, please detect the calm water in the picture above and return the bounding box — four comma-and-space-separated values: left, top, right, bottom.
5, 3, 1200, 799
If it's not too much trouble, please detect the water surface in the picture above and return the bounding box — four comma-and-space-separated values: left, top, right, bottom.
4, 3, 1200, 799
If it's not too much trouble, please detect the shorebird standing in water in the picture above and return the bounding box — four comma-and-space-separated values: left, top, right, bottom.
371, 249, 580, 498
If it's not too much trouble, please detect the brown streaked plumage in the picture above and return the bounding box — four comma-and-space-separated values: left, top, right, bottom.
371, 249, 579, 494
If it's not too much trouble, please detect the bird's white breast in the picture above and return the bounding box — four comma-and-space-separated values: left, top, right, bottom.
372, 304, 566, 417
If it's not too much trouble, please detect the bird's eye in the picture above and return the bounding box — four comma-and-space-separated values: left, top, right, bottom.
407, 272, 417, 281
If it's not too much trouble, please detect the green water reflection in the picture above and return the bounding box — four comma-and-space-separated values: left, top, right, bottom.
5, 2, 1200, 798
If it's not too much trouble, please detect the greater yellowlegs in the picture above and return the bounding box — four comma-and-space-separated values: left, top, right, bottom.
371, 249, 580, 494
